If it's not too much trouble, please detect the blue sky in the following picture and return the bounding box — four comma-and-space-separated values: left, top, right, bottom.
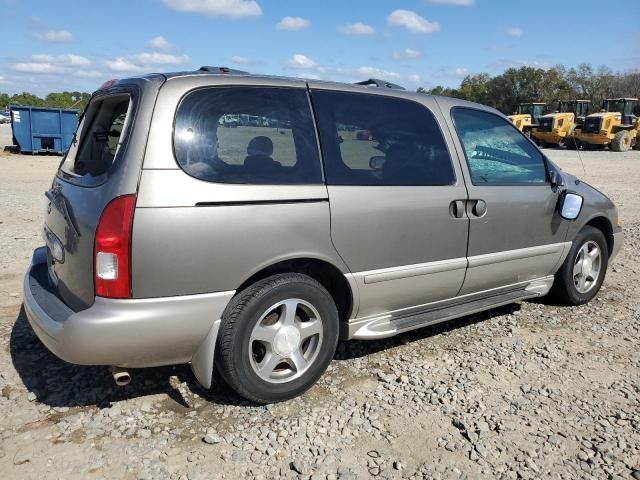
0, 0, 638, 95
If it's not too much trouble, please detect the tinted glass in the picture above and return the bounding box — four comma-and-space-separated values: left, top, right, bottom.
452, 108, 547, 185
312, 90, 455, 186
174, 87, 321, 184
60, 93, 131, 178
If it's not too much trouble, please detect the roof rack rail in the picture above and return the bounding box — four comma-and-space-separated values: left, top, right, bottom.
197, 66, 250, 75
355, 78, 406, 91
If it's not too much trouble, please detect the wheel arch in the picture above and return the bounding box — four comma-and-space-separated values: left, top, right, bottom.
583, 215, 613, 255
234, 256, 356, 324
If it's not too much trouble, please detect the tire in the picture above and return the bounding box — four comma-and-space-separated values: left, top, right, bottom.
216, 273, 339, 403
566, 137, 581, 150
612, 130, 631, 152
550, 226, 609, 306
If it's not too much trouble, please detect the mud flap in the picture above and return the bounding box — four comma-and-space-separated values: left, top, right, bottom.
190, 319, 221, 389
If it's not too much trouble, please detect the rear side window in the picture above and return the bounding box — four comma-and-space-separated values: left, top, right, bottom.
452, 108, 547, 185
312, 90, 455, 186
59, 93, 132, 179
174, 87, 322, 184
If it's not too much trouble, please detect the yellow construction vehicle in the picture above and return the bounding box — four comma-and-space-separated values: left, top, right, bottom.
532, 100, 590, 148
574, 98, 640, 152
508, 102, 546, 138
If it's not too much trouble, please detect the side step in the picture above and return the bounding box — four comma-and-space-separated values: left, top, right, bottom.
348, 288, 535, 340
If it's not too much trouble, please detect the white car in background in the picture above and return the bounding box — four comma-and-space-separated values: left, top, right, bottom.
0, 112, 10, 124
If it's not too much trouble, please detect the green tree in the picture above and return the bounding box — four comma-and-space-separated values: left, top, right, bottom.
458, 73, 491, 103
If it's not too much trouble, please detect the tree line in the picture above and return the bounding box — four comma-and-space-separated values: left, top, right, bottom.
0, 91, 92, 113
418, 64, 640, 115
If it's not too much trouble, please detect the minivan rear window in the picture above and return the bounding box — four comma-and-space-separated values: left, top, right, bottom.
59, 93, 132, 180
173, 87, 322, 185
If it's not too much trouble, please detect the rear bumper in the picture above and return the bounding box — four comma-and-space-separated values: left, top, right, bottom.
23, 247, 234, 370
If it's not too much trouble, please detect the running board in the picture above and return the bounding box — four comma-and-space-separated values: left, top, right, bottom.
347, 288, 537, 340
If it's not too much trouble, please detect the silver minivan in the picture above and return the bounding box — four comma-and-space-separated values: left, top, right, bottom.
23, 67, 623, 403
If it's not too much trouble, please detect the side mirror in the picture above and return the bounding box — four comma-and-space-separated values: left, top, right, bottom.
549, 169, 564, 188
369, 156, 386, 170
559, 192, 583, 220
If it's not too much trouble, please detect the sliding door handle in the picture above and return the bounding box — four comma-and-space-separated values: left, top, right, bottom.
449, 200, 465, 218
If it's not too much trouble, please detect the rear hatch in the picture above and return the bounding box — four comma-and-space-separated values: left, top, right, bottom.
43, 76, 163, 311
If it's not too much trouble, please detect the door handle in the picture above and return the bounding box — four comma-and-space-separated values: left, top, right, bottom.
470, 199, 487, 217
449, 200, 465, 218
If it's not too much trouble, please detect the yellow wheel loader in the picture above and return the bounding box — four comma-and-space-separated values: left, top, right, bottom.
508, 102, 546, 138
574, 98, 639, 152
532, 100, 590, 148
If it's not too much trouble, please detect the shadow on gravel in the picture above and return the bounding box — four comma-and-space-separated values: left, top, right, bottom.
334, 303, 520, 361
9, 306, 248, 409
11, 302, 521, 408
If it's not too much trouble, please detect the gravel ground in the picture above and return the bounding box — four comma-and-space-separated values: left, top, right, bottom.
1, 122, 639, 479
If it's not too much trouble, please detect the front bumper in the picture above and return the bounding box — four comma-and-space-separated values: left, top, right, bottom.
610, 230, 623, 262
23, 247, 233, 380
576, 132, 612, 145
533, 130, 566, 144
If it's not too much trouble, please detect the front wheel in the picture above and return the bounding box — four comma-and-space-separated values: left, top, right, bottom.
550, 226, 608, 305
216, 273, 339, 403
612, 130, 632, 152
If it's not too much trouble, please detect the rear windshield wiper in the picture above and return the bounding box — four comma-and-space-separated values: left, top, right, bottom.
45, 184, 80, 238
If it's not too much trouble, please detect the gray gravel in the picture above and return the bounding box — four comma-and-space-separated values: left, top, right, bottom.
1, 124, 639, 479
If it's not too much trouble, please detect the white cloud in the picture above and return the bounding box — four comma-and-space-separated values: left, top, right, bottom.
10, 54, 92, 74
11, 62, 65, 74
104, 51, 191, 73
231, 55, 250, 65
392, 48, 421, 60
427, 0, 474, 5
104, 58, 147, 73
298, 72, 321, 80
387, 9, 440, 34
449, 67, 469, 77
506, 26, 524, 37
148, 35, 173, 51
163, 0, 262, 18
338, 22, 375, 36
75, 70, 104, 78
276, 16, 310, 31
34, 30, 74, 42
286, 54, 317, 69
357, 66, 401, 81
129, 52, 190, 65
407, 74, 422, 84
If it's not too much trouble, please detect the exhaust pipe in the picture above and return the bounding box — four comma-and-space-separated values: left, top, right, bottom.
110, 367, 131, 387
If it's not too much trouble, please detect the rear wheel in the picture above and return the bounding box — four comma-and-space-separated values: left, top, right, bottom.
550, 226, 608, 306
612, 130, 632, 152
216, 273, 339, 403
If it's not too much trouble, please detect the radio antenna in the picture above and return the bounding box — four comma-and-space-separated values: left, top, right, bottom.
568, 134, 587, 178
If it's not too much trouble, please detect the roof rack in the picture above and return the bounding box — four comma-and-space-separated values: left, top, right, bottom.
355, 78, 406, 91
197, 66, 250, 75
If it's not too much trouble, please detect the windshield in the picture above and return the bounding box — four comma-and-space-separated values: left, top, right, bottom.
59, 93, 132, 180
559, 102, 574, 113
604, 100, 626, 114
518, 104, 544, 119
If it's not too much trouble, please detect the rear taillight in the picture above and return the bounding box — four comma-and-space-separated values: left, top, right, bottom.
94, 194, 136, 298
